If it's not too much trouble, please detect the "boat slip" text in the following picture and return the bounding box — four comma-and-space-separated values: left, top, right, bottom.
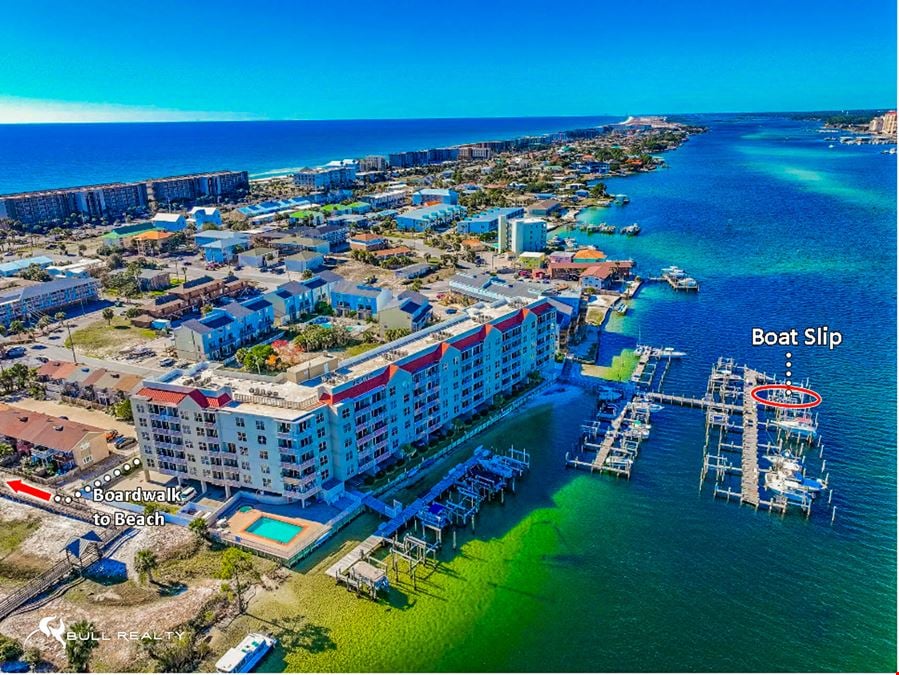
751, 326, 843, 350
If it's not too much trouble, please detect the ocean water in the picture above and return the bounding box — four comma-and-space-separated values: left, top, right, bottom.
241, 116, 895, 672
0, 115, 615, 194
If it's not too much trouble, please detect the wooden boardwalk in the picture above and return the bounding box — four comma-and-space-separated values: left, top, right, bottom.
325, 535, 385, 580
645, 391, 742, 414
739, 370, 761, 506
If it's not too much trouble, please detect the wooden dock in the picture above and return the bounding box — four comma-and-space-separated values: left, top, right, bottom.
645, 391, 741, 414
630, 351, 651, 383
325, 535, 385, 580
739, 370, 761, 506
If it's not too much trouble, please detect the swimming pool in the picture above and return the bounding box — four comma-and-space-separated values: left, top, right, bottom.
245, 516, 303, 544
308, 316, 332, 329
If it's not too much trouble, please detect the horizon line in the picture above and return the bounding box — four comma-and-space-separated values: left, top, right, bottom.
0, 107, 893, 126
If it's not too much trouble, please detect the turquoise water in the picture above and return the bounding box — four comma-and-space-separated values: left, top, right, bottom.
251, 115, 895, 672
247, 517, 303, 544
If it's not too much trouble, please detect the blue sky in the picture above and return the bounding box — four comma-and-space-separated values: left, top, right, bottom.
0, 0, 895, 122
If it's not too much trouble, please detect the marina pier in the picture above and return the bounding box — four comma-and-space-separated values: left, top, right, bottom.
326, 445, 531, 598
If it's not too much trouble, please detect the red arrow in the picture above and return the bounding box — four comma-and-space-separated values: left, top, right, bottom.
7, 479, 53, 501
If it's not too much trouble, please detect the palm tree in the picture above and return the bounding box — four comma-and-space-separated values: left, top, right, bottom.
134, 548, 158, 585
102, 308, 115, 325
188, 516, 208, 543
65, 620, 98, 672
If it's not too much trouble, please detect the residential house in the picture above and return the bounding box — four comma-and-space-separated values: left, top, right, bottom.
329, 281, 393, 319
238, 247, 277, 269
188, 206, 222, 228
527, 199, 562, 217
137, 268, 171, 291
378, 291, 432, 332
395, 204, 467, 231
151, 212, 188, 231
0, 256, 54, 278
196, 231, 250, 263
284, 251, 324, 274
394, 263, 432, 281
0, 403, 109, 474
349, 233, 387, 252
412, 188, 459, 205
173, 295, 274, 361
264, 281, 316, 325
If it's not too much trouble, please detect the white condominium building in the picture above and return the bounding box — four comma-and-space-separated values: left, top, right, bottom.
131, 299, 557, 506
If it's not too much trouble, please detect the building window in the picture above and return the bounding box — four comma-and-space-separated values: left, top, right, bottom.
255, 420, 265, 431
259, 450, 269, 460
257, 435, 267, 445
236, 417, 245, 428
237, 432, 246, 442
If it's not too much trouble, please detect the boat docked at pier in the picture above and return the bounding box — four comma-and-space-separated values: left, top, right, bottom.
621, 223, 641, 236
215, 634, 276, 673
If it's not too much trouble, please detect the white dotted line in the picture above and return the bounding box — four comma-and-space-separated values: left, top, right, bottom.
56, 458, 142, 501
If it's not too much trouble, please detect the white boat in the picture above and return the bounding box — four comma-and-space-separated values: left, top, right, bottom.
659, 347, 687, 359
216, 634, 276, 673
773, 415, 817, 439
596, 387, 622, 402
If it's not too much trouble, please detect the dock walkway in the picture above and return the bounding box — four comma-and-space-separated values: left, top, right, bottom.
373, 450, 487, 540
740, 370, 761, 506
324, 535, 385, 580
645, 391, 742, 414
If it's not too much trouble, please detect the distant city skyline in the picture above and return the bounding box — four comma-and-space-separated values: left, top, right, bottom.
0, 0, 895, 124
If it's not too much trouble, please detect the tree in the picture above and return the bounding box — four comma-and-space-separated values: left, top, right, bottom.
201, 304, 214, 316
219, 547, 258, 614
36, 315, 52, 332
112, 398, 132, 421
0, 633, 23, 661
141, 628, 207, 672
188, 516, 208, 543
20, 263, 51, 282
23, 646, 42, 669
0, 441, 15, 459
102, 308, 115, 325
134, 548, 158, 585
54, 312, 66, 324
65, 620, 98, 673
8, 320, 24, 335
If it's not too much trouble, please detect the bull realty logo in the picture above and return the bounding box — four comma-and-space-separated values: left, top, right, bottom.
24, 615, 185, 650
24, 616, 67, 648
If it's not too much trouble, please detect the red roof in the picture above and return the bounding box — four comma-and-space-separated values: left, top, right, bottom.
136, 387, 231, 409
323, 366, 398, 405
494, 310, 525, 332
450, 325, 489, 352
398, 343, 451, 374
528, 301, 555, 316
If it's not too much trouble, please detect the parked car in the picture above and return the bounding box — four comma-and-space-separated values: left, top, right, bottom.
159, 357, 176, 367
2, 346, 26, 359
177, 486, 197, 504
105, 430, 119, 442
114, 436, 136, 450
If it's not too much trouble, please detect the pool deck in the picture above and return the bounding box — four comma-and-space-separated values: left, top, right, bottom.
228, 507, 327, 557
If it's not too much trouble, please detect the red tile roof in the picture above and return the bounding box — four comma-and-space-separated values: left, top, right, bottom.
136, 387, 231, 409
0, 404, 103, 452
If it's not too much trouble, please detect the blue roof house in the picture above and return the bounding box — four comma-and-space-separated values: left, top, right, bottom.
172, 295, 274, 361
412, 188, 459, 206
329, 281, 393, 319
395, 204, 467, 232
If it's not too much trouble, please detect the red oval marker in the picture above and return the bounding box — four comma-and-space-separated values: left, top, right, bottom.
750, 384, 822, 410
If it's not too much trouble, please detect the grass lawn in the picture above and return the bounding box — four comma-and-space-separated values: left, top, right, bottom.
591, 348, 639, 382
0, 516, 40, 558
65, 317, 156, 355
585, 307, 607, 326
